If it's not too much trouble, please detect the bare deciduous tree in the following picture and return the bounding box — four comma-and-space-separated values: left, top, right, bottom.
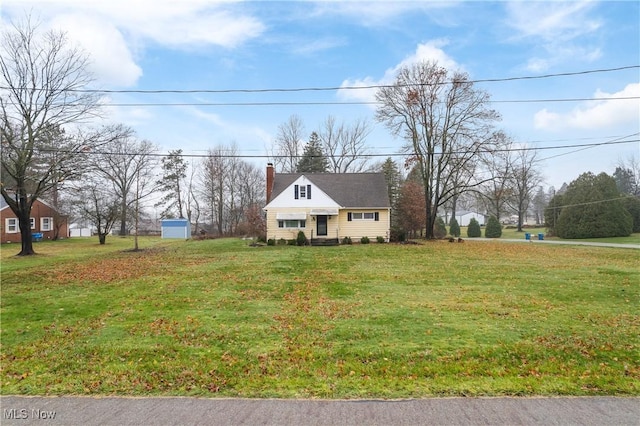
318, 115, 372, 173
90, 125, 158, 236
508, 147, 543, 232
270, 114, 305, 173
0, 18, 101, 255
72, 175, 120, 245
479, 133, 514, 222
376, 60, 501, 238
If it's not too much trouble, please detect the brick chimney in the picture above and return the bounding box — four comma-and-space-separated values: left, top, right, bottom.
266, 163, 275, 203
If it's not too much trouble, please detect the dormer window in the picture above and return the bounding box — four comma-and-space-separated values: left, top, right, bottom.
294, 184, 312, 200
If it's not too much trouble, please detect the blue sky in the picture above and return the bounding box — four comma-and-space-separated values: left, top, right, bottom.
2, 0, 639, 189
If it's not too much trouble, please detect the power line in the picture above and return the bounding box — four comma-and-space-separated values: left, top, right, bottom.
94, 96, 639, 107
537, 133, 639, 162
30, 138, 638, 159
1, 65, 637, 95
544, 194, 637, 211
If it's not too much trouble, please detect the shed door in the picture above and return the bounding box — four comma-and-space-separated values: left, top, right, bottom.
316, 215, 328, 236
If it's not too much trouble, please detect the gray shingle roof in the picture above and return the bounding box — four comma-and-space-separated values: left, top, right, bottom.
271, 172, 390, 208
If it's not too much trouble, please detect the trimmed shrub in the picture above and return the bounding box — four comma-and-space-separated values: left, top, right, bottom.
287, 239, 296, 246
434, 217, 447, 239
485, 216, 502, 238
389, 226, 406, 242
449, 217, 460, 237
341, 236, 352, 245
360, 236, 370, 244
278, 238, 288, 245
467, 218, 481, 238
296, 231, 308, 246
267, 239, 276, 246
376, 236, 385, 243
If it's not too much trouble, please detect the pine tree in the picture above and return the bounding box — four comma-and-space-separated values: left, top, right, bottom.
485, 215, 502, 238
555, 172, 632, 238
434, 217, 447, 238
156, 149, 187, 218
449, 217, 460, 237
467, 218, 481, 238
296, 132, 328, 173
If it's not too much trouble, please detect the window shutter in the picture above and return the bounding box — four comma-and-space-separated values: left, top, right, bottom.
375, 212, 379, 221
347, 212, 352, 221
294, 185, 299, 199
307, 185, 311, 199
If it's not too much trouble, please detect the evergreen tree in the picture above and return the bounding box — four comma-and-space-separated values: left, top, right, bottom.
555, 172, 632, 238
380, 157, 401, 205
296, 132, 328, 173
467, 218, 481, 238
621, 196, 640, 233
449, 217, 460, 237
485, 215, 502, 238
434, 217, 447, 238
156, 149, 187, 218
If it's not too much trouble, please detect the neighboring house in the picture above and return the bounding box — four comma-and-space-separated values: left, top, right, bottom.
1, 197, 68, 243
455, 210, 486, 227
263, 164, 391, 243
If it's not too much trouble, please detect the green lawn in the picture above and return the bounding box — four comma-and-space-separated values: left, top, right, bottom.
1, 237, 638, 398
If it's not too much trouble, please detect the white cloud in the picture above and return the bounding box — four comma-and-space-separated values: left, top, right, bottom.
2, 0, 265, 86
505, 1, 602, 72
506, 1, 601, 42
338, 40, 460, 104
310, 1, 458, 27
48, 14, 142, 87
534, 83, 640, 130
292, 37, 345, 56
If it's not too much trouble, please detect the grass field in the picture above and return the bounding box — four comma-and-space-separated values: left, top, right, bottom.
1, 237, 638, 398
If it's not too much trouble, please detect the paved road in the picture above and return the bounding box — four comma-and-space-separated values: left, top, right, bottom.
1, 396, 639, 425
473, 237, 640, 249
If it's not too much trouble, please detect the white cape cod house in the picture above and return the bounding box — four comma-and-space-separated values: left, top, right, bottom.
263, 164, 391, 244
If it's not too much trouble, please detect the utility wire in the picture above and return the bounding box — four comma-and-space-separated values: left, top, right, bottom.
537, 133, 639, 162
94, 96, 639, 107
30, 138, 639, 159
1, 65, 637, 95
544, 194, 637, 211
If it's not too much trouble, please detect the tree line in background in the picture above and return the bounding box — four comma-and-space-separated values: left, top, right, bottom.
2, 19, 638, 256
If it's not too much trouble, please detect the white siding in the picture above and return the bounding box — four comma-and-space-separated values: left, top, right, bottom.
265, 176, 341, 209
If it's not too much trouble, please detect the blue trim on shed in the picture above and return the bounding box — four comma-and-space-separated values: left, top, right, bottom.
161, 219, 189, 239
162, 219, 189, 227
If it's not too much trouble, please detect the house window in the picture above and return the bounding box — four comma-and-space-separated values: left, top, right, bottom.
348, 212, 379, 221
278, 220, 306, 228
30, 218, 36, 229
6, 218, 18, 233
41, 217, 53, 231
294, 184, 312, 200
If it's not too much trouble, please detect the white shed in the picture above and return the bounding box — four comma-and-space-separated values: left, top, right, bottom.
161, 219, 190, 239
455, 211, 485, 227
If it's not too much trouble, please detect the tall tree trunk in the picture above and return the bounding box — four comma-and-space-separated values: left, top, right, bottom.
119, 196, 127, 236
17, 195, 35, 255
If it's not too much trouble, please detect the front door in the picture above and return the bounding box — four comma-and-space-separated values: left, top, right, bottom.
316, 215, 328, 237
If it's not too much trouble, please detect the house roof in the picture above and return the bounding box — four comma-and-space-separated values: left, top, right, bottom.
270, 172, 391, 208
0, 194, 59, 212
